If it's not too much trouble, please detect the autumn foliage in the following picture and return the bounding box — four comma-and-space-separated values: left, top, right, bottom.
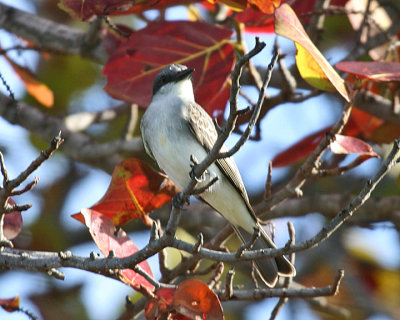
1, 0, 400, 319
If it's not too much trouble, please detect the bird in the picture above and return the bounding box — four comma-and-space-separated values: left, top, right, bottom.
140, 64, 295, 287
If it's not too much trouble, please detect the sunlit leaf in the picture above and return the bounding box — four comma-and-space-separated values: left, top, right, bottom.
0, 295, 20, 312
145, 287, 175, 320
251, 0, 280, 14
237, 0, 349, 33
295, 43, 337, 92
78, 208, 154, 290
336, 61, 400, 82
145, 280, 224, 320
5, 56, 54, 107
343, 107, 384, 140
72, 158, 177, 226
103, 20, 235, 117
173, 279, 224, 320
274, 4, 350, 101
330, 134, 377, 157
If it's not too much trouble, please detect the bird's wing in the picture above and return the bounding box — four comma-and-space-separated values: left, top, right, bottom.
187, 102, 256, 216
140, 118, 156, 162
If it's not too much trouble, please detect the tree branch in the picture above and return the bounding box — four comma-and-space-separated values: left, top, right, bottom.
0, 2, 107, 62
0, 92, 147, 173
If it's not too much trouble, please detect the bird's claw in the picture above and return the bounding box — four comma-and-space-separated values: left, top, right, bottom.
189, 154, 207, 183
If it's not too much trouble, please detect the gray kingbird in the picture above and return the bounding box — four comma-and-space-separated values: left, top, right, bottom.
140, 64, 295, 287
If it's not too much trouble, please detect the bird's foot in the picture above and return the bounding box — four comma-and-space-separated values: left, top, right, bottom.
189, 154, 207, 182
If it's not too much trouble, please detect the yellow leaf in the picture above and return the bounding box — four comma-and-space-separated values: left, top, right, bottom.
295, 43, 336, 92
275, 4, 350, 101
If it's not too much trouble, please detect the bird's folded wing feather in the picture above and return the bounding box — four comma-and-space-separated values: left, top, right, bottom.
187, 102, 256, 216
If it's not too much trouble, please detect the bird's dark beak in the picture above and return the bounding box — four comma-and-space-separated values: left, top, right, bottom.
176, 67, 194, 82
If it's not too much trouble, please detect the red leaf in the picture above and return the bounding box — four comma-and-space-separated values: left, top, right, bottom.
72, 158, 177, 227
173, 280, 224, 320
236, 8, 275, 33
343, 107, 384, 139
274, 4, 350, 101
102, 25, 133, 56
336, 61, 400, 82
145, 280, 224, 320
0, 295, 20, 312
79, 208, 154, 290
272, 126, 331, 167
237, 0, 349, 33
145, 287, 176, 320
3, 198, 23, 240
103, 20, 235, 117
330, 135, 377, 157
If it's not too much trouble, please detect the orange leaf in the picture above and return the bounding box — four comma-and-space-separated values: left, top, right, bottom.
145, 287, 176, 320
0, 295, 20, 312
73, 158, 177, 226
173, 280, 224, 320
274, 4, 350, 101
78, 208, 154, 290
145, 280, 224, 320
251, 0, 280, 14
344, 107, 384, 139
5, 57, 54, 107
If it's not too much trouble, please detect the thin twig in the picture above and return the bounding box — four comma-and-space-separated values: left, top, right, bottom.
217, 272, 344, 300
0, 72, 15, 102
219, 48, 278, 159
269, 221, 296, 320
235, 226, 260, 258
264, 162, 273, 201
207, 262, 224, 289
2, 139, 398, 270
132, 265, 161, 289
221, 267, 235, 300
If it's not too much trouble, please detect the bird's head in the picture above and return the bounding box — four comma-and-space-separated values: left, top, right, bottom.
152, 64, 195, 99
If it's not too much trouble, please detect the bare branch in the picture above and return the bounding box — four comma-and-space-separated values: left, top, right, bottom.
264, 162, 273, 201
219, 48, 279, 159
217, 270, 344, 300
0, 2, 107, 62
0, 92, 145, 173
2, 138, 398, 273
262, 101, 353, 212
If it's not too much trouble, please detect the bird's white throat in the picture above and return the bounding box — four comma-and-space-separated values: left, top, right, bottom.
154, 79, 195, 102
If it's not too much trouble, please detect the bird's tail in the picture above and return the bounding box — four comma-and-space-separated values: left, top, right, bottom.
233, 223, 295, 287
